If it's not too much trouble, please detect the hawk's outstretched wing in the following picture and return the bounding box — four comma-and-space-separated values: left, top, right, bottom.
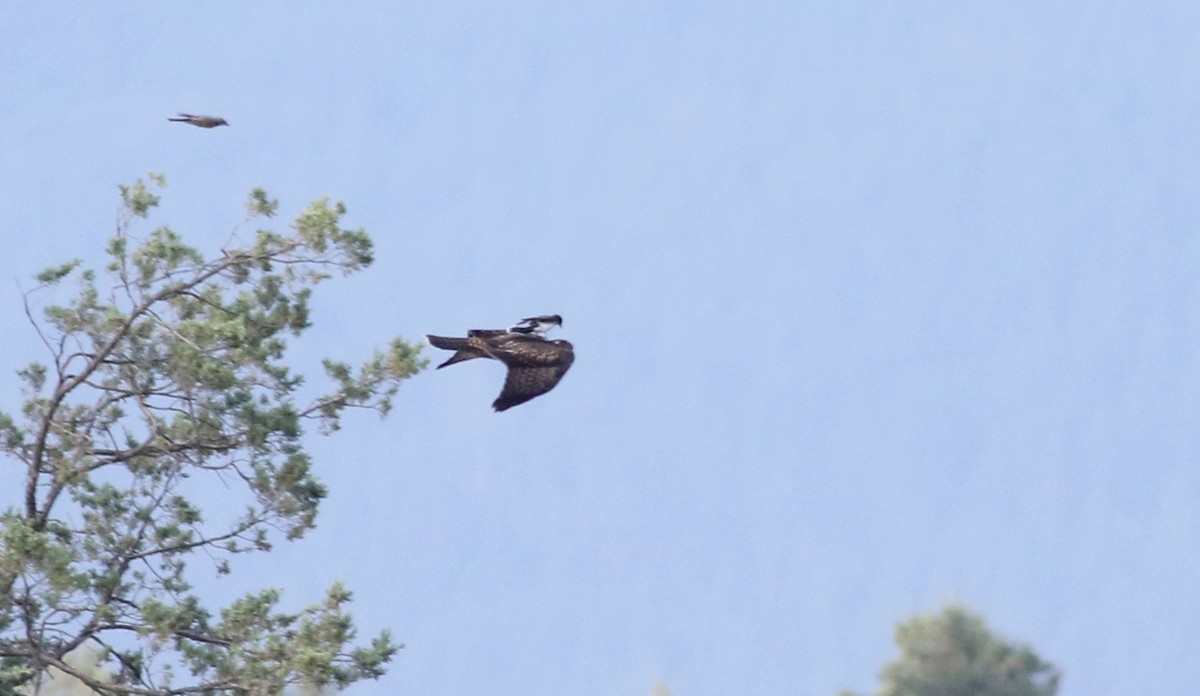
468, 336, 575, 411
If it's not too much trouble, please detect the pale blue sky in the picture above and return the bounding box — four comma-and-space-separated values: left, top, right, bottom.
3, 2, 1200, 695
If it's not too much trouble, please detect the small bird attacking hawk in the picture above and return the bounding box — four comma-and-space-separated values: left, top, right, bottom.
508, 314, 563, 336
427, 317, 573, 411
168, 113, 229, 128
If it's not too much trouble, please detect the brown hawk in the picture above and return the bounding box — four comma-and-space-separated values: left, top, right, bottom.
427, 332, 574, 411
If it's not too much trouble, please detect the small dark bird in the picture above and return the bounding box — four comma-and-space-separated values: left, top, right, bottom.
508, 314, 563, 336
168, 113, 229, 128
427, 332, 574, 411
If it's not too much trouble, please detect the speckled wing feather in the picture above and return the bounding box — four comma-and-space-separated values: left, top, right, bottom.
468, 336, 575, 411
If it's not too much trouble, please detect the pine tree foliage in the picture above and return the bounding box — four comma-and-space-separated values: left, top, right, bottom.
842, 605, 1060, 696
0, 176, 426, 694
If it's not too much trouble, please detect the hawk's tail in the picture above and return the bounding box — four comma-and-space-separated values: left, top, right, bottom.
427, 334, 485, 370
427, 334, 470, 350
436, 353, 482, 369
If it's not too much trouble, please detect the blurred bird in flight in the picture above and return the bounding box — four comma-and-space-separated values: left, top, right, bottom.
168, 113, 229, 128
508, 314, 563, 336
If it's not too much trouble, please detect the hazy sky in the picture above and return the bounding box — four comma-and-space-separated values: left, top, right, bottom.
3, 3, 1200, 695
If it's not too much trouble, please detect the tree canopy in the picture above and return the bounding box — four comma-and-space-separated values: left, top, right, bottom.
0, 176, 426, 694
843, 605, 1061, 696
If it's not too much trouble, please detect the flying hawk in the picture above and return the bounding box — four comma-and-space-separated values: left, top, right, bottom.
431, 315, 565, 368
168, 113, 229, 128
508, 314, 562, 335
427, 332, 574, 411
